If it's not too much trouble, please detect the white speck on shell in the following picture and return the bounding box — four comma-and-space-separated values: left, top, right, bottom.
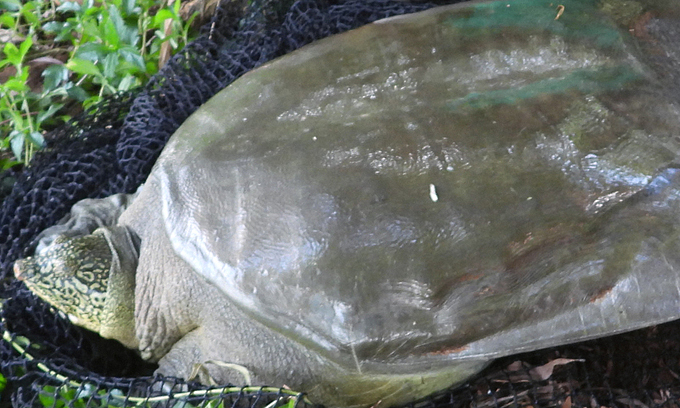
429, 184, 439, 202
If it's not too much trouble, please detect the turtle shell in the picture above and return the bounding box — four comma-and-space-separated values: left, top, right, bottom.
154, 0, 680, 371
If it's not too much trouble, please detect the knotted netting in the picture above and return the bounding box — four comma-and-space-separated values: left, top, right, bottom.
1, 0, 680, 407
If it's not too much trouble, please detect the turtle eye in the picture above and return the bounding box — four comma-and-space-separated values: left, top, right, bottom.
40, 257, 71, 279
77, 269, 97, 284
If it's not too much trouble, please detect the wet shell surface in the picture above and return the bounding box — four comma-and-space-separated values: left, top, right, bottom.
160, 0, 680, 366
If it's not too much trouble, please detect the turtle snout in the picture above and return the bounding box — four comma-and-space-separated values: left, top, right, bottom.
14, 259, 28, 281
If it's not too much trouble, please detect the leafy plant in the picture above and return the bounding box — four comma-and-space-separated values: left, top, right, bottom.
38, 385, 126, 408
0, 36, 46, 167
0, 0, 199, 167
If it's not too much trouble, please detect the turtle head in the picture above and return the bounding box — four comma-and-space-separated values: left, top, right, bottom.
14, 234, 111, 332
14, 227, 139, 349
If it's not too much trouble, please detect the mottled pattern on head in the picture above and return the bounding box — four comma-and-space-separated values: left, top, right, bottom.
13, 232, 112, 333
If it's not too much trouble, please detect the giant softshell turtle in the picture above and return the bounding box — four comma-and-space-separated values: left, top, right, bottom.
13, 0, 680, 406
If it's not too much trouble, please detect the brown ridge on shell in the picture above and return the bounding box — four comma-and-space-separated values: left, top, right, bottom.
425, 345, 470, 357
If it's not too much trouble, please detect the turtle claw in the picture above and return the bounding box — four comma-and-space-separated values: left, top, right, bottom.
189, 360, 252, 386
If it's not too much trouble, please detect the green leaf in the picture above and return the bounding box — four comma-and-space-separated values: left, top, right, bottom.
19, 2, 39, 25
116, 73, 137, 91
27, 131, 44, 148
184, 12, 199, 32
66, 58, 102, 77
4, 108, 23, 128
102, 16, 120, 48
123, 26, 140, 47
9, 130, 24, 161
107, 4, 126, 41
145, 60, 157, 76
37, 103, 63, 124
2, 42, 20, 65
43, 21, 76, 42
2, 77, 28, 92
0, 158, 21, 171
279, 398, 297, 408
82, 94, 101, 109
82, 0, 102, 17
56, 1, 81, 12
0, 0, 21, 12
0, 13, 17, 29
38, 87, 67, 104
42, 64, 69, 92
57, 386, 77, 402
0, 372, 6, 394
102, 52, 118, 78
18, 37, 32, 59
121, 0, 140, 17
75, 43, 106, 62
118, 47, 145, 70
42, 20, 66, 33
106, 389, 127, 407
153, 28, 166, 41
65, 85, 89, 101
38, 386, 59, 408
172, 401, 198, 408
153, 9, 174, 28
80, 18, 102, 40
14, 65, 29, 82
111, 9, 140, 47
73, 383, 96, 400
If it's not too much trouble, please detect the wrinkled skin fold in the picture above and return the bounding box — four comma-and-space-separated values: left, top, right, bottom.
16, 0, 680, 407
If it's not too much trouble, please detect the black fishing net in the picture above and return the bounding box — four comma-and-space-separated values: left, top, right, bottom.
2, 0, 680, 407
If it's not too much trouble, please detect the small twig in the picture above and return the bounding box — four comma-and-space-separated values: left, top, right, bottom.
0, 111, 38, 127
555, 5, 565, 20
